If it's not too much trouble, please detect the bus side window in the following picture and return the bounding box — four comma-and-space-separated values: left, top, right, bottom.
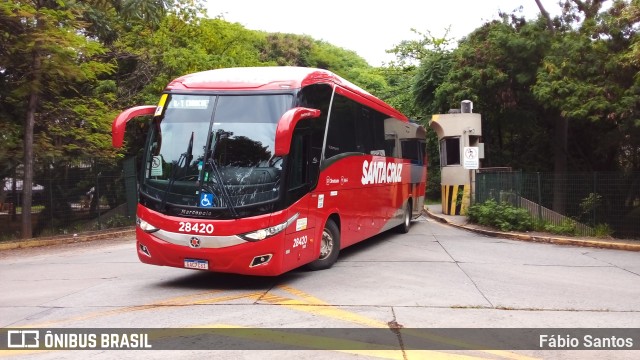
385, 133, 397, 157
325, 94, 357, 159
296, 83, 330, 170
286, 124, 312, 206
288, 130, 309, 189
309, 120, 324, 189
401, 139, 422, 165
356, 104, 387, 156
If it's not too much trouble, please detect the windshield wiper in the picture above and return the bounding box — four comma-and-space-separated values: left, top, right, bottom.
159, 132, 193, 212
203, 158, 239, 218
201, 130, 239, 218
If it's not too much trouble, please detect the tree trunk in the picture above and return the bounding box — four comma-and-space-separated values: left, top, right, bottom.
534, 0, 556, 34
22, 89, 38, 239
534, 0, 568, 213
21, 39, 42, 239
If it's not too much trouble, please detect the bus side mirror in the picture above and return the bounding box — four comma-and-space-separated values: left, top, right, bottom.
112, 105, 157, 148
274, 107, 321, 156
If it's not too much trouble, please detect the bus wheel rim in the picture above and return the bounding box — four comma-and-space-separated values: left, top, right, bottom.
320, 229, 333, 259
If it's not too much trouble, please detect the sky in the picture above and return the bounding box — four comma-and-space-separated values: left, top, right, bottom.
206, 0, 559, 66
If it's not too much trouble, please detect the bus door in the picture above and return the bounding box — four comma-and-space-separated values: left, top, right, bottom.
282, 125, 317, 270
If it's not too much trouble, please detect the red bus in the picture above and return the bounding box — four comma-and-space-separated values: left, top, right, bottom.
112, 66, 427, 276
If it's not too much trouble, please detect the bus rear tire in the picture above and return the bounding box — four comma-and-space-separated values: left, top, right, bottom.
397, 202, 411, 234
306, 219, 340, 271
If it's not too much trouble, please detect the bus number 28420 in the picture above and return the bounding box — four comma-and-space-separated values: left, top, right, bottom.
293, 235, 308, 248
179, 222, 214, 234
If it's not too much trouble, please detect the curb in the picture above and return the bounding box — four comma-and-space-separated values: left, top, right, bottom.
4, 213, 639, 252
424, 209, 640, 252
0, 227, 136, 251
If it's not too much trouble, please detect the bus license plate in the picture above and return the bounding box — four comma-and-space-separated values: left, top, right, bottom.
184, 259, 208, 270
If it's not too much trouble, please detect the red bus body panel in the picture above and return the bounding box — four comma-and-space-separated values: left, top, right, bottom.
166, 66, 407, 121
135, 155, 425, 276
136, 202, 322, 276
118, 67, 425, 276
309, 156, 424, 247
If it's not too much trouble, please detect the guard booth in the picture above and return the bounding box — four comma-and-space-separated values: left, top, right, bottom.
429, 100, 483, 215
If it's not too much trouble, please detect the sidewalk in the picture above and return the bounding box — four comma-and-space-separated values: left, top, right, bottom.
0, 227, 135, 251
424, 204, 640, 252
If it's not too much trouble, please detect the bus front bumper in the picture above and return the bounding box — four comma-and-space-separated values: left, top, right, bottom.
135, 227, 285, 276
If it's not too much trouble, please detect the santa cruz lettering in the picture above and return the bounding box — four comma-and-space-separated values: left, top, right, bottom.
361, 160, 403, 185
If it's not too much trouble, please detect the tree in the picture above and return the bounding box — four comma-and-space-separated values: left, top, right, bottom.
407, 0, 639, 213
533, 0, 640, 211
413, 15, 553, 170
260, 33, 314, 66
0, 1, 117, 238
380, 29, 456, 200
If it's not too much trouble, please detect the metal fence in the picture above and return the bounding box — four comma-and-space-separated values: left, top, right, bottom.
1, 171, 136, 241
475, 171, 640, 239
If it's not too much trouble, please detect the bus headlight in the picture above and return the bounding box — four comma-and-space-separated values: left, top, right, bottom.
137, 217, 159, 233
240, 213, 299, 241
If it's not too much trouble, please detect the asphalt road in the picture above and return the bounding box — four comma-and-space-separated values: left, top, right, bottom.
1, 215, 639, 359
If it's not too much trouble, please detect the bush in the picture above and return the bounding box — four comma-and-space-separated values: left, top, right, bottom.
468, 199, 534, 232
594, 223, 613, 238
541, 220, 577, 236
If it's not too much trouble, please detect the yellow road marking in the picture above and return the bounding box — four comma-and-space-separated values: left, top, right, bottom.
1, 285, 540, 360
272, 285, 539, 360
10, 290, 228, 328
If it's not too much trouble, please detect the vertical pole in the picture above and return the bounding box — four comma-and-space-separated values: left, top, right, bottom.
469, 169, 474, 207
49, 178, 53, 235
537, 172, 542, 222
593, 172, 597, 228
10, 168, 17, 221
96, 172, 101, 230
517, 170, 522, 208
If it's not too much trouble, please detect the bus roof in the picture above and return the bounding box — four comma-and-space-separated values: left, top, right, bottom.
166, 66, 407, 121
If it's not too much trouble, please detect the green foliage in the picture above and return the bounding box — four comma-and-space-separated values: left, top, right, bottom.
467, 199, 534, 232
0, 0, 117, 173
410, 2, 640, 173
580, 192, 603, 214
578, 192, 604, 226
428, 16, 554, 170
261, 33, 314, 66
541, 220, 577, 236
412, 51, 453, 115
308, 40, 370, 70
426, 166, 441, 201
594, 223, 614, 238
119, 0, 168, 25
101, 214, 134, 230
536, 219, 613, 238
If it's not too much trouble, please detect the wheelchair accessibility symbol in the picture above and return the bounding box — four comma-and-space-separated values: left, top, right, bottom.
200, 193, 214, 208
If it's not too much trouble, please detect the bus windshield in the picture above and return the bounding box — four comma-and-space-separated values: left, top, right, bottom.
141, 93, 292, 217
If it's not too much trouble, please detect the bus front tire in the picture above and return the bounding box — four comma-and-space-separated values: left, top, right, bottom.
306, 219, 340, 271
397, 202, 411, 234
